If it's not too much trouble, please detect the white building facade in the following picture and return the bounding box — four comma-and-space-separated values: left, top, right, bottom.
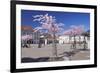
59, 35, 87, 44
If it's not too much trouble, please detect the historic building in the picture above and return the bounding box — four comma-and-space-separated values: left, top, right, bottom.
21, 25, 40, 44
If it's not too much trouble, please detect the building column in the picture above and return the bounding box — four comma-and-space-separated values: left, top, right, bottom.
45, 39, 47, 45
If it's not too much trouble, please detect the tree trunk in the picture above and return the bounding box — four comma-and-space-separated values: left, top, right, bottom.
83, 36, 87, 50
73, 35, 76, 49
52, 32, 57, 58
79, 35, 81, 46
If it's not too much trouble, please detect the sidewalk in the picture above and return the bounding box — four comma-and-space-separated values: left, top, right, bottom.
21, 44, 90, 61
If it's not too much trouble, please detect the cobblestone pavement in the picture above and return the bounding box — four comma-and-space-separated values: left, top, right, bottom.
21, 44, 90, 61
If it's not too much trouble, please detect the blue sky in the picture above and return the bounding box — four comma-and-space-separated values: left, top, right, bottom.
21, 10, 90, 31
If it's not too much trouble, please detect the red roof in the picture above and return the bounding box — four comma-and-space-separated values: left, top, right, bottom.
21, 25, 35, 32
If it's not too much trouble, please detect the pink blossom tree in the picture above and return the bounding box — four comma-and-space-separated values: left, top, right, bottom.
21, 35, 33, 47
33, 14, 64, 58
63, 25, 85, 49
